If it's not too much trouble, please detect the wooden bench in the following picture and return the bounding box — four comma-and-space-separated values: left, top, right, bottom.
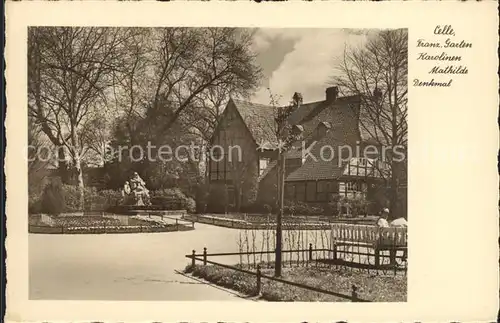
330, 224, 407, 267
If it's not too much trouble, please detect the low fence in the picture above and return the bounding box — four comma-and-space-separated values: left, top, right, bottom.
331, 224, 407, 247
186, 247, 370, 302
231, 223, 407, 273
29, 213, 196, 234
184, 214, 331, 230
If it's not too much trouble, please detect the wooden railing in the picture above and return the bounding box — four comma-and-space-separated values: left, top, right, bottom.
330, 224, 407, 247
186, 247, 370, 302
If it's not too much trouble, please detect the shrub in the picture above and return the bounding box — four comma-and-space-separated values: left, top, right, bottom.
41, 180, 65, 215
61, 184, 123, 212
195, 184, 209, 214
206, 186, 229, 213
29, 192, 42, 214
184, 196, 196, 213
340, 194, 369, 217
85, 188, 123, 211
284, 201, 324, 216
60, 184, 78, 212
151, 188, 196, 213
240, 202, 269, 214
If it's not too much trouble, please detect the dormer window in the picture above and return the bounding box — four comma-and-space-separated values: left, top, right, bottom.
313, 121, 331, 139
292, 124, 304, 136
259, 158, 270, 175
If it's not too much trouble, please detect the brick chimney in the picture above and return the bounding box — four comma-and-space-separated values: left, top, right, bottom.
292, 92, 303, 109
326, 86, 339, 102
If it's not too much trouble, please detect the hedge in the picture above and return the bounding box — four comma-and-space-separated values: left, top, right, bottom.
29, 184, 196, 214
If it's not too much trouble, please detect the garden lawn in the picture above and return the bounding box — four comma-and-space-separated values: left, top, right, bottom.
185, 264, 406, 302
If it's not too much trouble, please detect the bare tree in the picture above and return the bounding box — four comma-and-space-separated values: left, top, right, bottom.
332, 29, 408, 219
79, 111, 112, 167
147, 28, 261, 133
28, 27, 135, 210
108, 27, 261, 198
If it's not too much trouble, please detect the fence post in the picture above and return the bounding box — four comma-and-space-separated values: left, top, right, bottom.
390, 228, 397, 268
332, 240, 338, 261
308, 243, 313, 261
375, 247, 380, 268
203, 247, 207, 265
192, 250, 196, 267
256, 265, 262, 296
351, 284, 359, 302
176, 219, 179, 231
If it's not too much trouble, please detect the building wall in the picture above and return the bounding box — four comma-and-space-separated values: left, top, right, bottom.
256, 165, 278, 207
209, 103, 259, 208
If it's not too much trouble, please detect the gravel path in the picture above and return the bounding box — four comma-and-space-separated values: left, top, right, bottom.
29, 224, 248, 300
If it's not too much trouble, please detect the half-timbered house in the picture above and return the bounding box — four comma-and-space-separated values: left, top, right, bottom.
209, 86, 391, 212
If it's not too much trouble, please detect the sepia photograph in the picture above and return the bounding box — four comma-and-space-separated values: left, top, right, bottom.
27, 26, 406, 302
4, 0, 498, 321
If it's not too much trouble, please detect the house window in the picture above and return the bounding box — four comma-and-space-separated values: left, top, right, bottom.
346, 181, 358, 191
338, 181, 367, 198
209, 152, 230, 181
259, 158, 270, 175
358, 158, 367, 167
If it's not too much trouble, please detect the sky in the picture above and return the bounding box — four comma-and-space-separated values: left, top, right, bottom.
249, 28, 371, 106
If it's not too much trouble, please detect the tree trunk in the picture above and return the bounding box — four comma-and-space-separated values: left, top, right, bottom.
70, 127, 85, 212
390, 69, 399, 221
73, 154, 85, 213
57, 146, 70, 184
275, 153, 285, 277
389, 162, 400, 221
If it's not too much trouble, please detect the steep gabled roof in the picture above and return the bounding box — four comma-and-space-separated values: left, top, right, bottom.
223, 93, 391, 183
230, 98, 277, 147
287, 100, 324, 125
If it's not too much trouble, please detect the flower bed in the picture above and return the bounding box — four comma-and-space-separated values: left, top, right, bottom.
130, 215, 170, 226
185, 264, 406, 302
48, 215, 123, 228
28, 214, 194, 234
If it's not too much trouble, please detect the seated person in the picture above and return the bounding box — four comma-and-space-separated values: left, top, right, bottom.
376, 208, 390, 228
391, 217, 408, 227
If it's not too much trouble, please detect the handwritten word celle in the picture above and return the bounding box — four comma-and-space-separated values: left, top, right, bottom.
434, 25, 455, 36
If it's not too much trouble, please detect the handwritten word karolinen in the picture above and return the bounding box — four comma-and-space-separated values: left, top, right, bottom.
418, 52, 461, 62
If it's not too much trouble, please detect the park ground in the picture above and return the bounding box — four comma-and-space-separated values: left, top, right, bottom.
29, 222, 406, 301
29, 223, 248, 300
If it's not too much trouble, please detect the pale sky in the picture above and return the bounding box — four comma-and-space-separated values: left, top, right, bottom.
250, 28, 371, 105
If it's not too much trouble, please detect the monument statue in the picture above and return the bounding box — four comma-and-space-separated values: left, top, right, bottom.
122, 172, 151, 206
